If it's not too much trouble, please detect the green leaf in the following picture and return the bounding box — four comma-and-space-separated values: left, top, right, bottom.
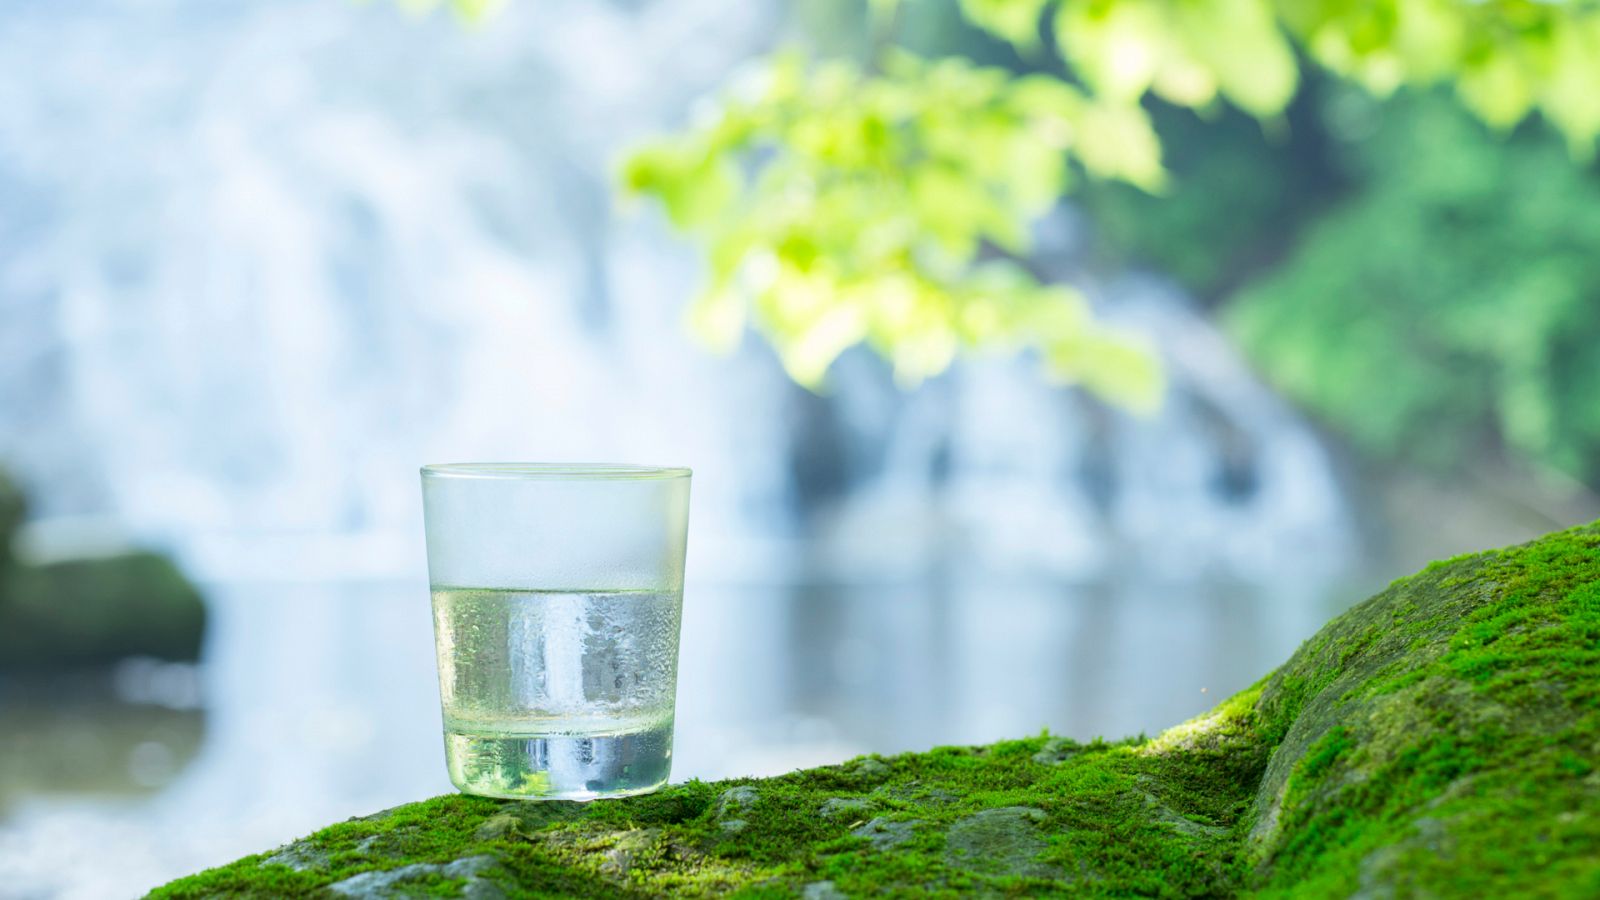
1174, 0, 1298, 117
1045, 329, 1165, 414
1457, 47, 1534, 130
1055, 0, 1166, 102
1072, 100, 1168, 192
1540, 16, 1600, 157
619, 143, 739, 230
959, 0, 1051, 51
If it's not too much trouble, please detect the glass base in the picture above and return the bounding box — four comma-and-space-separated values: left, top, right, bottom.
443, 720, 674, 801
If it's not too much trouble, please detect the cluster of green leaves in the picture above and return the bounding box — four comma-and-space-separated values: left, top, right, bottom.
622, 51, 1163, 408
621, 0, 1600, 406
978, 0, 1600, 152
1227, 91, 1600, 486
1278, 0, 1600, 155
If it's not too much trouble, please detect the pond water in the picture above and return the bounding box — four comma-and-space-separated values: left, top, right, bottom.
0, 569, 1358, 898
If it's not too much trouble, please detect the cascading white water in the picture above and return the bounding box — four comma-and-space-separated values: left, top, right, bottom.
0, 0, 1355, 582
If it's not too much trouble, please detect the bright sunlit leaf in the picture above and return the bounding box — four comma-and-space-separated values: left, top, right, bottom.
960, 0, 1052, 51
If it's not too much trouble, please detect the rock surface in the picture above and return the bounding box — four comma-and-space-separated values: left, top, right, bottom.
943, 807, 1059, 880
850, 816, 918, 851
151, 523, 1600, 897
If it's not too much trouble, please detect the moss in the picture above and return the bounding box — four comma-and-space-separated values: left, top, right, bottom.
151, 522, 1600, 898
1245, 521, 1600, 898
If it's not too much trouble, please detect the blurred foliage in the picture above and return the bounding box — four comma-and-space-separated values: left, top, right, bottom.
0, 469, 24, 576
620, 0, 1600, 404
1074, 83, 1343, 299
1227, 91, 1600, 486
990, 0, 1600, 153
621, 52, 1162, 407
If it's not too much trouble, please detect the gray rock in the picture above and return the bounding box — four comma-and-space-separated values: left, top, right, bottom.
845, 758, 891, 783
851, 817, 917, 851
717, 786, 759, 833
599, 829, 659, 877
819, 797, 872, 820
1130, 786, 1227, 839
1031, 737, 1080, 766
327, 855, 504, 899
802, 880, 848, 899
875, 780, 960, 805
347, 829, 421, 861
474, 813, 522, 840
944, 807, 1062, 880
1354, 815, 1455, 899
716, 786, 758, 814
262, 840, 329, 872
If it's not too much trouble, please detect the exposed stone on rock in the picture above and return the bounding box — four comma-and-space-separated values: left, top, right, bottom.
944, 807, 1062, 880
801, 880, 847, 899
874, 780, 959, 805
716, 785, 758, 833
818, 797, 872, 819
598, 828, 660, 877
474, 813, 522, 840
716, 786, 757, 813
1133, 787, 1227, 840
348, 828, 423, 862
499, 799, 590, 834
327, 855, 504, 899
1031, 737, 1080, 766
1356, 815, 1453, 899
262, 841, 329, 872
842, 758, 890, 784
851, 817, 917, 851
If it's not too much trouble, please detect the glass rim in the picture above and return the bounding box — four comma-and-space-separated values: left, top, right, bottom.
420, 462, 691, 481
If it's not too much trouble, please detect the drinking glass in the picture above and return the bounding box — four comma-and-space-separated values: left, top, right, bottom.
420, 463, 691, 800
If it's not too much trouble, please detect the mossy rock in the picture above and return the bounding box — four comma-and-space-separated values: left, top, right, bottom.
0, 552, 206, 670
151, 523, 1600, 898
0, 466, 205, 670
0, 467, 27, 574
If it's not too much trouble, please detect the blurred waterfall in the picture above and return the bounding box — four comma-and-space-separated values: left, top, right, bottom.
0, 0, 1356, 585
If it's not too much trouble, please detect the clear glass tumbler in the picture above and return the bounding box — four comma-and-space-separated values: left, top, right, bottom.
420, 463, 691, 800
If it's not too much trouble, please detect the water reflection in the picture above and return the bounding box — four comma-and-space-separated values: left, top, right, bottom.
0, 570, 1353, 897
684, 573, 1343, 770
0, 670, 203, 810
